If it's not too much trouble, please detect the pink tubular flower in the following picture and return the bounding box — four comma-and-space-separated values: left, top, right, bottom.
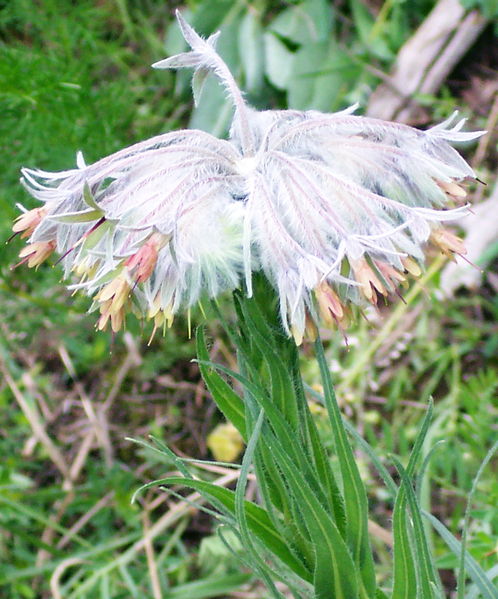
14, 12, 484, 339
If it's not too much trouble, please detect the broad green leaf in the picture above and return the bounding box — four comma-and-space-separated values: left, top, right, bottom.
264, 33, 294, 90
287, 41, 331, 109
269, 0, 333, 46
238, 11, 264, 94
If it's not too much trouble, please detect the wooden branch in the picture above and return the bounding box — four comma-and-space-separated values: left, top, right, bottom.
367, 0, 487, 123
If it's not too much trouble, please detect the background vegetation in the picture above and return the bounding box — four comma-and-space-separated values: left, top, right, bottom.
0, 1, 496, 597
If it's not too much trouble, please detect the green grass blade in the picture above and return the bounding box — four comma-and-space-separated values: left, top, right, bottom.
424, 512, 498, 599
126, 436, 193, 478
405, 400, 434, 478
457, 439, 498, 599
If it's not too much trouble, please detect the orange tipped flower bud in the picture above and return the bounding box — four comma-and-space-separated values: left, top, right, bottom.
352, 260, 386, 302
375, 261, 406, 290
124, 233, 165, 284
16, 240, 56, 268
431, 228, 467, 257
304, 313, 318, 343
435, 179, 467, 199
12, 208, 46, 239
315, 281, 345, 325
402, 257, 422, 277
95, 274, 131, 331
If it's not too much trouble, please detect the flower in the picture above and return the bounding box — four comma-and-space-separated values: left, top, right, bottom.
13, 12, 484, 340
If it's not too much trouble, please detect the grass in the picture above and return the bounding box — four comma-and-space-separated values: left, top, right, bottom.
0, 1, 497, 597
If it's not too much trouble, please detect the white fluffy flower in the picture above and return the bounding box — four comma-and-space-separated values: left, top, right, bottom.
14, 12, 484, 340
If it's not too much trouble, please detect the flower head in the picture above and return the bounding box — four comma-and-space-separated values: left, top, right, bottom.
13, 12, 484, 339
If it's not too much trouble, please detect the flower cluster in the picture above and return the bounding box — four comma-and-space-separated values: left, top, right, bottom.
13, 12, 484, 342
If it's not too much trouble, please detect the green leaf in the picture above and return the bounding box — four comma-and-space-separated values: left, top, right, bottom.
136, 476, 312, 583
392, 402, 437, 599
306, 382, 398, 497
161, 573, 253, 599
235, 411, 284, 598
48, 208, 103, 223
264, 33, 294, 90
314, 337, 376, 595
392, 483, 418, 599
191, 68, 209, 107
189, 75, 233, 136
269, 0, 333, 46
350, 0, 392, 60
238, 298, 298, 426
392, 457, 441, 598
238, 12, 264, 94
458, 439, 498, 599
196, 327, 247, 440
303, 406, 346, 535
267, 430, 360, 599
82, 181, 101, 210
128, 435, 193, 479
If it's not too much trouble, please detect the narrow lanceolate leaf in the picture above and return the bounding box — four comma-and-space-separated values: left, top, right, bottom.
238, 297, 299, 426
392, 402, 436, 599
392, 483, 418, 599
196, 327, 247, 440
161, 573, 253, 599
303, 407, 346, 535
48, 209, 103, 223
235, 412, 285, 599
392, 457, 441, 598
267, 430, 361, 599
136, 476, 312, 583
315, 337, 376, 595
